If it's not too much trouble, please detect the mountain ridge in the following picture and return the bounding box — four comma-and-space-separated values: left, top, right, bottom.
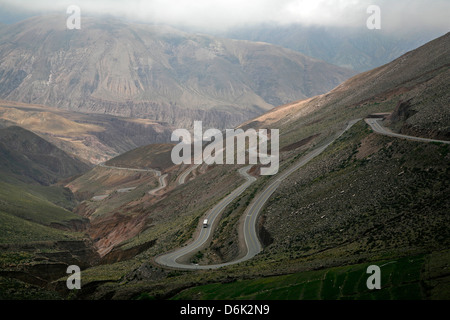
0, 99, 174, 164
240, 32, 450, 143
0, 125, 90, 185
0, 15, 355, 129
0, 23, 448, 301
223, 24, 447, 72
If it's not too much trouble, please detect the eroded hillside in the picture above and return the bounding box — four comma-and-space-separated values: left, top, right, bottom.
0, 15, 355, 129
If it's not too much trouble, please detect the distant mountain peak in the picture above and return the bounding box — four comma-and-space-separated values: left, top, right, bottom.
0, 15, 355, 129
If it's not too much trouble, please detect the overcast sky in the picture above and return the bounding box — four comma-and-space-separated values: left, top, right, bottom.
1, 0, 449, 33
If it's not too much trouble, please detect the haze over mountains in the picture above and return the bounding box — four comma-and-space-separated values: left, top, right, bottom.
241, 32, 450, 142
0, 9, 448, 302
0, 15, 355, 129
22, 31, 445, 299
223, 25, 444, 72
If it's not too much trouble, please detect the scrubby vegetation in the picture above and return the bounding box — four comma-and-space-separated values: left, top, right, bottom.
260, 121, 450, 269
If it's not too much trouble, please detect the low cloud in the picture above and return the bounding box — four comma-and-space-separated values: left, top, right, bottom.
1, 0, 449, 33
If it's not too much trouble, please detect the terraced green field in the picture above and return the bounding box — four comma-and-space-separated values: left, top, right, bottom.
171, 254, 426, 300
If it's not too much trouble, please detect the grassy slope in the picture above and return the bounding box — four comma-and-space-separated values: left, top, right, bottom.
123, 121, 448, 301
257, 121, 450, 268
0, 175, 85, 246
0, 126, 90, 185
0, 210, 83, 244
68, 82, 449, 300
171, 250, 450, 300
30, 34, 449, 300
105, 143, 175, 172
0, 124, 92, 300
0, 177, 83, 229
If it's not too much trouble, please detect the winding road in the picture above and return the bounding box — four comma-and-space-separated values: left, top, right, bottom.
92, 163, 167, 200
365, 118, 450, 144
98, 163, 161, 174
155, 119, 361, 269
177, 164, 199, 185
149, 172, 168, 195
155, 165, 256, 269
103, 117, 446, 270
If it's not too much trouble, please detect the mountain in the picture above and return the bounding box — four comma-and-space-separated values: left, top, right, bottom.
1, 27, 448, 300
105, 143, 175, 172
0, 124, 90, 230
0, 125, 99, 286
0, 125, 90, 185
44, 32, 449, 300
223, 24, 446, 72
241, 32, 450, 143
204, 32, 449, 290
0, 15, 355, 129
0, 99, 173, 164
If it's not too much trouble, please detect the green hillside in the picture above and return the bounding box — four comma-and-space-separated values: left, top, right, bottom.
0, 126, 90, 185
0, 178, 84, 231
171, 251, 449, 300
0, 210, 83, 244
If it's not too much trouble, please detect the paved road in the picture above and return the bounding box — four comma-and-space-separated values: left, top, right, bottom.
155, 120, 361, 269
233, 118, 447, 266
238, 119, 361, 262
176, 130, 249, 185
155, 165, 256, 269
177, 164, 200, 185
149, 173, 168, 195
98, 163, 162, 174
91, 194, 109, 201
365, 118, 450, 144
92, 163, 165, 200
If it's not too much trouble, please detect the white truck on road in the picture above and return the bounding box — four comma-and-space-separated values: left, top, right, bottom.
203, 219, 208, 228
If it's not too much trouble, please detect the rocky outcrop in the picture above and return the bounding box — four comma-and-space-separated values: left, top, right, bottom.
0, 239, 100, 290
100, 240, 156, 265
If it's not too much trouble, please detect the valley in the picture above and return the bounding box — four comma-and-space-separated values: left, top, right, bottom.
0, 11, 448, 303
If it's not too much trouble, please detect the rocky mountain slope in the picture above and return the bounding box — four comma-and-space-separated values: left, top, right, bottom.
1, 30, 448, 300
199, 31, 450, 279
224, 25, 445, 72
104, 143, 175, 172
239, 32, 450, 145
0, 100, 173, 164
56, 32, 450, 300
0, 15, 355, 129
0, 126, 99, 293
0, 125, 90, 185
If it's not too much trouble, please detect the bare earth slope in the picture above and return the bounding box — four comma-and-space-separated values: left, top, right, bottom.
0, 100, 173, 164
69, 31, 449, 299
240, 32, 449, 145
0, 15, 355, 129
1, 29, 448, 300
